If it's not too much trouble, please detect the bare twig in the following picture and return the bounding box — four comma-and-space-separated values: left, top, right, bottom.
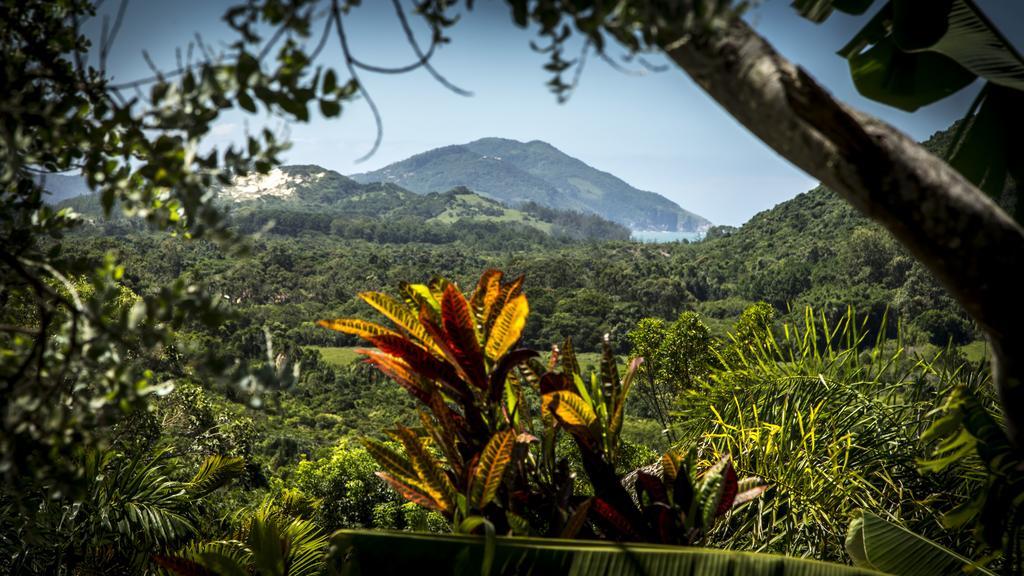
390, 0, 471, 96
99, 0, 129, 73
332, 0, 383, 162
307, 11, 334, 62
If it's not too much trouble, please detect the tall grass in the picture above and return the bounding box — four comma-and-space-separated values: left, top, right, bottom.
676, 307, 986, 561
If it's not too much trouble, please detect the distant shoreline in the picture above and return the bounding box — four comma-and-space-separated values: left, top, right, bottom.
630, 230, 704, 243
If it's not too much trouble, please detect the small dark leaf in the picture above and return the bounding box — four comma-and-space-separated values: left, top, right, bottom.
319, 98, 341, 117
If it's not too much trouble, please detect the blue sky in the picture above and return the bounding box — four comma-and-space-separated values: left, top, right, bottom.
92, 1, 1023, 226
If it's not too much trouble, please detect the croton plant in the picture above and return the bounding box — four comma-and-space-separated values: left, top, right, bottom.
319, 269, 765, 543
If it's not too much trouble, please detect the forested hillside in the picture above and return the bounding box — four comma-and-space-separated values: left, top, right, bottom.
61, 165, 632, 242
62, 138, 975, 358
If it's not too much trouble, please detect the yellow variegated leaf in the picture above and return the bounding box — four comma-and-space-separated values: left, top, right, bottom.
391, 426, 455, 512
608, 358, 641, 446
471, 270, 503, 331
360, 291, 443, 356
484, 293, 528, 361
401, 282, 440, 317
542, 390, 597, 428
484, 274, 524, 336
471, 430, 516, 509
316, 318, 399, 341
376, 472, 446, 512
363, 438, 418, 483
661, 451, 682, 483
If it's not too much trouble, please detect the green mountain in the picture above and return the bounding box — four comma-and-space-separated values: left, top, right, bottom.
60, 164, 631, 242
350, 138, 710, 232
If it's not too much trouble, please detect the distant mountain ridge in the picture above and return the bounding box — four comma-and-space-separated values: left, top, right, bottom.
58, 164, 632, 242
350, 138, 710, 232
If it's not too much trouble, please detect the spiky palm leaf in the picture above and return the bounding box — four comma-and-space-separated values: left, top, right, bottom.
189, 455, 245, 498
160, 499, 329, 576
680, 307, 985, 560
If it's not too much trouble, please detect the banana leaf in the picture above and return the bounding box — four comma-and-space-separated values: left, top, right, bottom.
799, 0, 1024, 223
328, 530, 885, 576
845, 511, 996, 576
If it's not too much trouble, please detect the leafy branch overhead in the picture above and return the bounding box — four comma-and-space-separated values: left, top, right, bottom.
795, 0, 1024, 218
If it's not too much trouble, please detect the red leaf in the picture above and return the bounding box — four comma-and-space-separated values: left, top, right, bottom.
369, 334, 469, 400
441, 284, 488, 390
635, 471, 668, 506
489, 348, 539, 403
716, 461, 739, 516
590, 498, 640, 540
361, 350, 432, 405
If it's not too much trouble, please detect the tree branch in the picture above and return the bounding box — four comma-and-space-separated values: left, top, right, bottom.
661, 18, 1024, 445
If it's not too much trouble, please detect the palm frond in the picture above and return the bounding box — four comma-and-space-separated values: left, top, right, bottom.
188, 455, 245, 498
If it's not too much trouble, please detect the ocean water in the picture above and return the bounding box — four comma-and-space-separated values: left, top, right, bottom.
631, 230, 704, 243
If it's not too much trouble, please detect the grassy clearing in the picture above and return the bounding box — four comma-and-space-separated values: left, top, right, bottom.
307, 346, 362, 367
960, 340, 988, 363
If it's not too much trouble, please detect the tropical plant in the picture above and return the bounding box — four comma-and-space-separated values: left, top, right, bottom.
795, 0, 1024, 211
317, 269, 766, 547
541, 338, 764, 545
157, 495, 329, 576
318, 270, 571, 535
918, 386, 1024, 571
845, 510, 996, 576
2, 451, 243, 574
676, 307, 985, 561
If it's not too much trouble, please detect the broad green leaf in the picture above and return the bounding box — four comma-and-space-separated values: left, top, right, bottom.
947, 84, 1024, 215
845, 510, 995, 575
792, 0, 875, 23
838, 4, 975, 112
330, 529, 883, 575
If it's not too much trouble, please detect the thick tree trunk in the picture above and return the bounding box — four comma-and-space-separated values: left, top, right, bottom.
660, 19, 1024, 444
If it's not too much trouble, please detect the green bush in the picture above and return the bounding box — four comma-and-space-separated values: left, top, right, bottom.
294, 443, 406, 531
